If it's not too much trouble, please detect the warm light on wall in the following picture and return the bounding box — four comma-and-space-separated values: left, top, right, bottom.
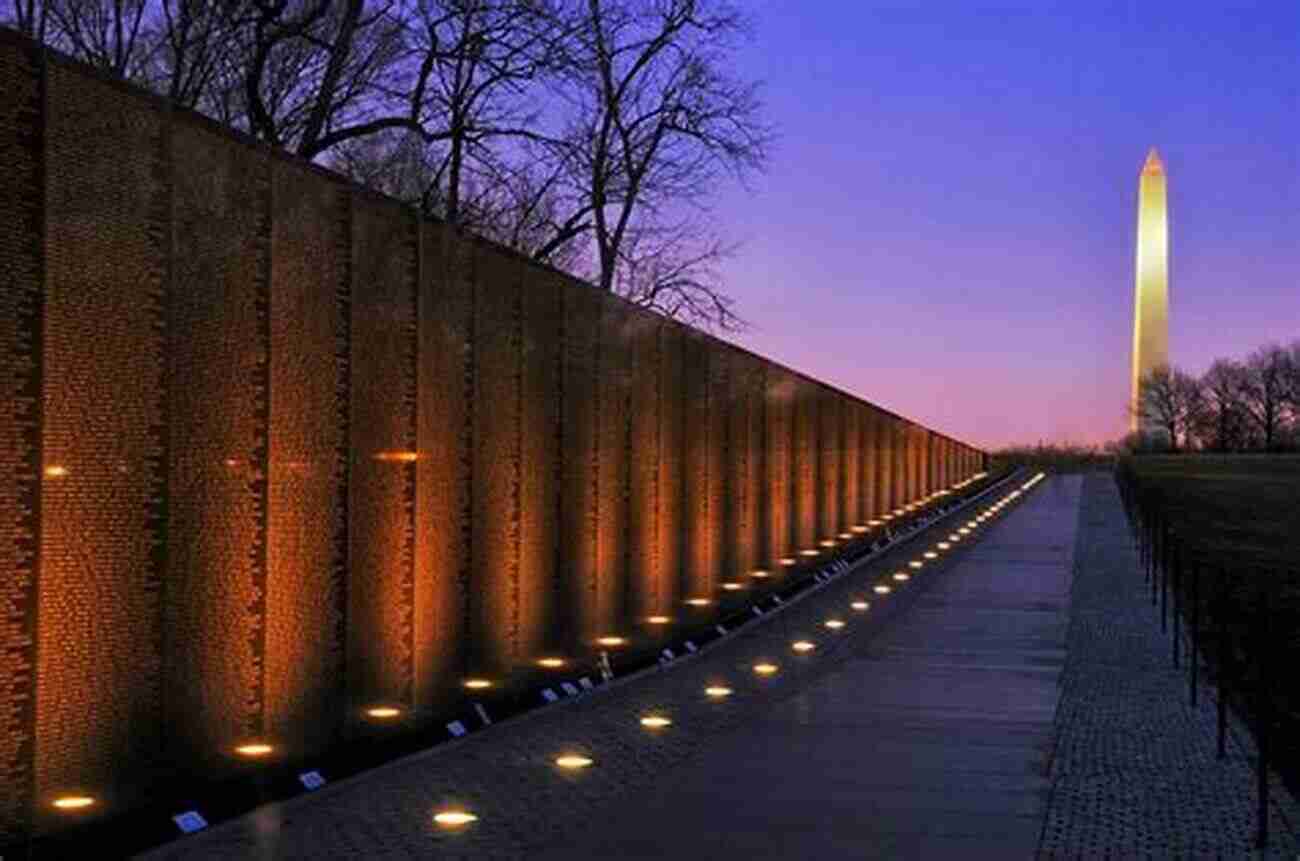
751, 569, 771, 579
434, 810, 478, 828
646, 616, 672, 625
43, 465, 69, 478
838, 532, 853, 540
555, 755, 594, 769
819, 540, 836, 548
705, 686, 733, 698
791, 640, 815, 653
721, 582, 743, 592
365, 706, 403, 719
640, 715, 672, 728
852, 525, 870, 533
52, 796, 95, 811
800, 549, 820, 557
596, 636, 627, 647
779, 557, 797, 566
753, 662, 778, 675
463, 678, 493, 690
684, 598, 711, 607
234, 743, 274, 758
537, 657, 566, 668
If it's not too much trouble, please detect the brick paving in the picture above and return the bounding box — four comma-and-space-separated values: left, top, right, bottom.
1037, 472, 1300, 858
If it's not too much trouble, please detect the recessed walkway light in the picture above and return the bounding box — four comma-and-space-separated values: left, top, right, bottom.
780, 557, 797, 566
52, 796, 95, 811
685, 598, 711, 607
924, 551, 938, 559
824, 619, 845, 630
792, 640, 815, 653
596, 636, 627, 647
434, 810, 478, 828
640, 715, 672, 729
555, 755, 593, 769
537, 657, 566, 668
753, 662, 778, 675
893, 572, 910, 582
705, 686, 733, 698
234, 743, 274, 758
646, 616, 672, 625
751, 569, 771, 579
908, 560, 923, 569
366, 706, 402, 719
721, 582, 743, 592
851, 600, 869, 611
873, 585, 891, 594
463, 678, 492, 690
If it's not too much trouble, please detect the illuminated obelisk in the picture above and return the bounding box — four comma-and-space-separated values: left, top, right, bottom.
1130, 147, 1170, 434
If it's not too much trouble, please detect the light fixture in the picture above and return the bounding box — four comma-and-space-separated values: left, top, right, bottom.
800, 549, 820, 557
824, 619, 845, 630
43, 465, 68, 478
853, 525, 870, 533
923, 551, 937, 559
646, 616, 672, 625
684, 598, 711, 607
851, 601, 869, 611
640, 715, 672, 728
463, 678, 492, 690
52, 796, 95, 811
873, 585, 891, 594
959, 528, 971, 535
908, 560, 923, 569
555, 754, 593, 769
366, 706, 402, 719
838, 532, 854, 540
721, 582, 743, 592
434, 810, 478, 828
792, 640, 815, 653
596, 636, 627, 647
751, 569, 771, 579
705, 686, 733, 698
937, 542, 951, 550
819, 539, 836, 548
234, 743, 274, 758
537, 657, 566, 668
753, 662, 778, 675
947, 534, 960, 541
779, 557, 797, 566
893, 572, 910, 582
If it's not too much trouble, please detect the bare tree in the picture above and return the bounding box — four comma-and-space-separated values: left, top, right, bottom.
40, 0, 154, 77
614, 219, 742, 330
1192, 359, 1250, 452
1240, 344, 1290, 451
1134, 365, 1199, 452
552, 0, 770, 315
6, 0, 50, 40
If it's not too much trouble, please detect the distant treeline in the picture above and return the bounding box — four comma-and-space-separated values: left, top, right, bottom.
1133, 340, 1300, 453
992, 443, 1115, 472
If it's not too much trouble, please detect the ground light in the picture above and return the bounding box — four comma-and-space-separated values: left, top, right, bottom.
52, 796, 95, 811
434, 810, 478, 828
851, 601, 869, 611
646, 616, 671, 625
537, 657, 566, 668
924, 551, 938, 559
365, 706, 402, 719
555, 755, 593, 769
684, 598, 711, 607
824, 619, 845, 630
908, 561, 923, 569
751, 569, 771, 579
893, 572, 910, 582
873, 585, 891, 594
463, 679, 492, 690
792, 640, 815, 653
753, 662, 778, 675
800, 549, 820, 557
640, 715, 672, 729
721, 582, 743, 592
705, 686, 733, 698
937, 542, 951, 549
780, 557, 797, 566
596, 636, 627, 647
234, 743, 274, 758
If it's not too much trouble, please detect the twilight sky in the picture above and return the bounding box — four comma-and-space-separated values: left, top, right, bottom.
713, 1, 1298, 450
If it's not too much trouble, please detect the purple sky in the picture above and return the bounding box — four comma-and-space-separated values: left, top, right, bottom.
713, 2, 1298, 450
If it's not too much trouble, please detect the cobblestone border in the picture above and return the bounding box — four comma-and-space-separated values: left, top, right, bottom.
1037, 472, 1300, 858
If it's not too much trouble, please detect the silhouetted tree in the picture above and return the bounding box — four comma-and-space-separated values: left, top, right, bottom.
1133, 365, 1199, 452
1240, 344, 1290, 451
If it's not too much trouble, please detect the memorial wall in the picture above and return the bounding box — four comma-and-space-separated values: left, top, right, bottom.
0, 29, 985, 840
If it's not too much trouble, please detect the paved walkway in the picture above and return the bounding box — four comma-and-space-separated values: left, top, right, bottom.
140, 473, 1300, 859
535, 476, 1080, 859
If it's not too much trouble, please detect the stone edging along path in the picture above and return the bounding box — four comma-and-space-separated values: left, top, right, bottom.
1037, 471, 1300, 858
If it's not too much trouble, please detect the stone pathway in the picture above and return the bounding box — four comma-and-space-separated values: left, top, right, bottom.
137, 472, 1300, 860
1038, 472, 1300, 858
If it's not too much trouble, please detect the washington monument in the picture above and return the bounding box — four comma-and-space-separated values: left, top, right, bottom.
1130, 147, 1170, 433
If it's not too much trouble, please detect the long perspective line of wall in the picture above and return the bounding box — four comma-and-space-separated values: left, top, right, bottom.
0, 28, 985, 841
